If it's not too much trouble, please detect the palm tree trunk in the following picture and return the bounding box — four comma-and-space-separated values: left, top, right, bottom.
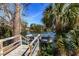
55, 15, 67, 55
56, 15, 61, 33
74, 15, 79, 55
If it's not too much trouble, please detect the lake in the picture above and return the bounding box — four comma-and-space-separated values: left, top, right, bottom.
26, 32, 56, 42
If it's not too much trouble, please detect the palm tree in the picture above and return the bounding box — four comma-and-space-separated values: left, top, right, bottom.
52, 3, 79, 55
42, 4, 54, 32
42, 3, 79, 55
42, 4, 67, 55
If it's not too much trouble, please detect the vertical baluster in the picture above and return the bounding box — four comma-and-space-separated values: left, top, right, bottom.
38, 36, 40, 50
36, 36, 39, 55
20, 35, 22, 46
29, 44, 32, 56
0, 40, 3, 56
36, 35, 40, 55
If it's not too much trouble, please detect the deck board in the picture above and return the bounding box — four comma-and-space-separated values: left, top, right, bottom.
6, 45, 28, 56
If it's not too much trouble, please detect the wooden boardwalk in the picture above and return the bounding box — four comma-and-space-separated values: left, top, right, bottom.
0, 34, 41, 56
6, 45, 28, 56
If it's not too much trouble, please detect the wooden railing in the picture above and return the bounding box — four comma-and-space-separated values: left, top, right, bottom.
0, 34, 41, 56
0, 35, 21, 56
22, 34, 41, 56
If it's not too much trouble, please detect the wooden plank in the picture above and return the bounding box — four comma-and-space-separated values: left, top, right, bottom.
32, 45, 39, 56
29, 44, 32, 56
23, 47, 30, 56
3, 40, 20, 52
32, 42, 38, 55
0, 41, 3, 56
3, 43, 20, 55
22, 46, 29, 56
6, 45, 28, 56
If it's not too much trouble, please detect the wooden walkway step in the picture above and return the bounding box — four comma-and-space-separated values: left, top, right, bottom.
32, 46, 39, 56
6, 45, 28, 56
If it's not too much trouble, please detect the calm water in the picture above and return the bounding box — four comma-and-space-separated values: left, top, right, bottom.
41, 32, 56, 38
23, 32, 56, 45
27, 31, 56, 41
27, 31, 56, 37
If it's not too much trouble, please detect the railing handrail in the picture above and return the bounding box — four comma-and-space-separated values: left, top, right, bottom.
0, 35, 20, 42
0, 35, 21, 56
30, 34, 40, 45
21, 35, 29, 42
22, 34, 40, 56
3, 40, 20, 49
29, 34, 40, 56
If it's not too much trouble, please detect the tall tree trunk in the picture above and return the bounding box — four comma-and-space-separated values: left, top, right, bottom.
75, 15, 79, 55
56, 15, 62, 33
76, 15, 79, 27
13, 3, 20, 36
56, 15, 67, 56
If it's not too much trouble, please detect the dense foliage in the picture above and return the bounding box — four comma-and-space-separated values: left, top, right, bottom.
0, 23, 12, 39
41, 3, 79, 56
30, 23, 44, 33
38, 40, 53, 56
21, 21, 28, 36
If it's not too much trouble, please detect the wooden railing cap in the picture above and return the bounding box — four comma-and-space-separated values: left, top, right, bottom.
0, 35, 20, 42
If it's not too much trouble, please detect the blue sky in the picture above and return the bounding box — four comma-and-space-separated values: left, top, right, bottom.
21, 3, 50, 27
0, 3, 50, 27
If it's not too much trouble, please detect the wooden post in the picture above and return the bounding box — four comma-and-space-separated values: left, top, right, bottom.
0, 41, 3, 56
29, 44, 32, 56
19, 35, 22, 46
38, 37, 40, 51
